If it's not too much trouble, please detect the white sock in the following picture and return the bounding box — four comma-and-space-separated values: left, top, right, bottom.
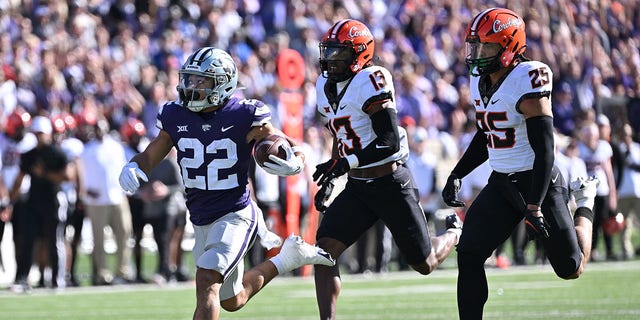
270, 255, 286, 274
446, 228, 462, 245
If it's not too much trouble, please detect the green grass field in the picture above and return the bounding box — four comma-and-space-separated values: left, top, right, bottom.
1, 259, 638, 320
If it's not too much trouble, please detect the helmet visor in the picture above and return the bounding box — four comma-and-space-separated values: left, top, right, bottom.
319, 43, 356, 81
179, 72, 215, 89
465, 42, 502, 61
320, 43, 355, 62
178, 71, 215, 106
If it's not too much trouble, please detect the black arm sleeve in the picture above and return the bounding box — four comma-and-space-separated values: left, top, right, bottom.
451, 130, 489, 178
525, 115, 555, 207
355, 107, 400, 167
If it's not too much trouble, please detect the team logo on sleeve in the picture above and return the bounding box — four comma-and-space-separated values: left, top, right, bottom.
202, 124, 212, 131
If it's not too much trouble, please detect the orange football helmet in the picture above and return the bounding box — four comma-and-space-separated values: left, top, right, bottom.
319, 19, 375, 82
465, 8, 527, 76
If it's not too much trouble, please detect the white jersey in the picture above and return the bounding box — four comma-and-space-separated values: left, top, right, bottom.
470, 61, 553, 173
316, 66, 405, 168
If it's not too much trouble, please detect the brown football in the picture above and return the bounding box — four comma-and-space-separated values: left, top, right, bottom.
253, 134, 290, 167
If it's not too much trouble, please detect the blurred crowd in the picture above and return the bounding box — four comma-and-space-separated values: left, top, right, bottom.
1, 0, 640, 289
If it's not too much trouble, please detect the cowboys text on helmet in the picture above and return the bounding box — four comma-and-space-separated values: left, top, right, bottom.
346, 25, 372, 40
492, 17, 523, 34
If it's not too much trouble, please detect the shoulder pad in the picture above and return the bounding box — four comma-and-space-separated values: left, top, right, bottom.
511, 61, 553, 95
351, 66, 395, 105
159, 101, 182, 116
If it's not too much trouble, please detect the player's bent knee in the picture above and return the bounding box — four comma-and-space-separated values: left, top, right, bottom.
411, 255, 440, 275
411, 263, 434, 275
220, 299, 245, 312
554, 259, 582, 280
559, 264, 583, 280
220, 291, 252, 312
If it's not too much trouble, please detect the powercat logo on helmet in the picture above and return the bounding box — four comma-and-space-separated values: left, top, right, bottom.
493, 18, 522, 33
348, 26, 371, 39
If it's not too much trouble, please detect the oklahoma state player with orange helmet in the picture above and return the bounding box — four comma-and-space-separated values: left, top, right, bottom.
311, 19, 462, 319
442, 8, 599, 319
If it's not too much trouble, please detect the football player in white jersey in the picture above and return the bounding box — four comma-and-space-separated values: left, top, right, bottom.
311, 19, 462, 319
441, 8, 599, 319
118, 47, 335, 320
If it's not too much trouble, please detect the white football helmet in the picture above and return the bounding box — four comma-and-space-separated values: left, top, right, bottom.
177, 47, 238, 112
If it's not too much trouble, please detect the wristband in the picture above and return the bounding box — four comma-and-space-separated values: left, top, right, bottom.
345, 154, 359, 169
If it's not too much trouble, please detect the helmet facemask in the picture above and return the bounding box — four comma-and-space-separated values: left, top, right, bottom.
319, 42, 357, 82
177, 47, 238, 112
465, 39, 504, 76
178, 72, 220, 112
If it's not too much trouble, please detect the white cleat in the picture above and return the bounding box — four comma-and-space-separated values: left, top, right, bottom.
276, 234, 335, 273
570, 176, 599, 210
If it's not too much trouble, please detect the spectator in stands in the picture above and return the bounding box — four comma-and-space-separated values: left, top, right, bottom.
616, 124, 640, 259
553, 82, 577, 137
138, 148, 188, 283
578, 121, 618, 261
79, 116, 133, 285
120, 117, 149, 283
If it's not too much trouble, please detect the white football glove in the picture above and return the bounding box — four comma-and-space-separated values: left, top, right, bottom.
119, 162, 148, 193
261, 146, 304, 176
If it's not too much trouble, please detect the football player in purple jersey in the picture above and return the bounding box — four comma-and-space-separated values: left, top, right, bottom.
119, 47, 335, 320
441, 8, 598, 319
311, 19, 462, 320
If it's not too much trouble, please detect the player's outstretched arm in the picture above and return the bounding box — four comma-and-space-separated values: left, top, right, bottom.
120, 130, 173, 193
129, 130, 174, 173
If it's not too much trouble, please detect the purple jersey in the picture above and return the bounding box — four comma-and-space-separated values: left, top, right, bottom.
157, 97, 271, 225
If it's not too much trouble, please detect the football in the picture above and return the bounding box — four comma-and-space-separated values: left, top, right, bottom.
253, 134, 290, 168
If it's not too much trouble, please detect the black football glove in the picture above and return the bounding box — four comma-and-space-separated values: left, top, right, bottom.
313, 158, 350, 186
314, 179, 335, 212
442, 174, 465, 207
524, 210, 551, 240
